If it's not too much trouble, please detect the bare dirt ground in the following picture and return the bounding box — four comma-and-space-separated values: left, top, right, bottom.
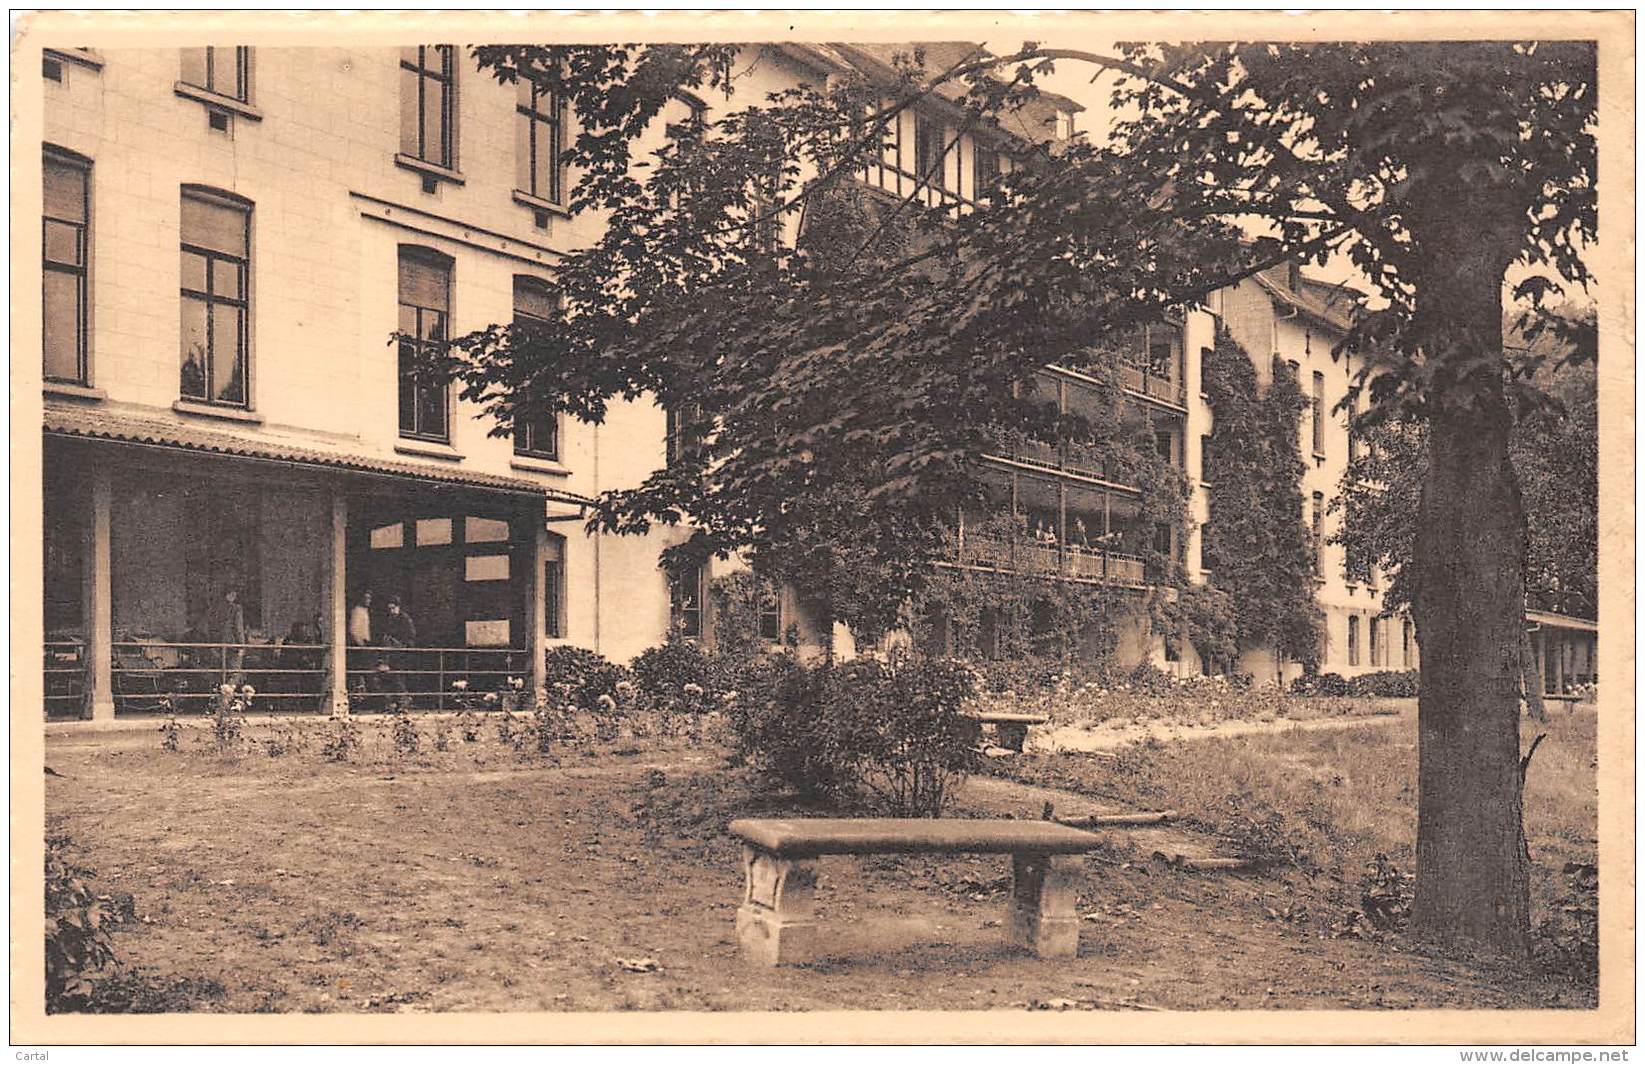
43, 715, 1595, 1013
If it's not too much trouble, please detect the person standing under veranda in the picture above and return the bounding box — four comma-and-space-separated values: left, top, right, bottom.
377, 595, 417, 711
347, 590, 374, 700
213, 586, 247, 688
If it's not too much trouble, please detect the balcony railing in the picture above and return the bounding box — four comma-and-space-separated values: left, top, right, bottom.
345, 645, 531, 711
1116, 356, 1187, 408
111, 640, 332, 713
87, 641, 533, 715
44, 640, 85, 720
954, 535, 1147, 587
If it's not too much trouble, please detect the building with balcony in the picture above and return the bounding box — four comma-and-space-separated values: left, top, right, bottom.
30, 39, 1589, 717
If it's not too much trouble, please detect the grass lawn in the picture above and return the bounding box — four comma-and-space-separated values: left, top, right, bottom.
987, 703, 1599, 991
44, 706, 1597, 1013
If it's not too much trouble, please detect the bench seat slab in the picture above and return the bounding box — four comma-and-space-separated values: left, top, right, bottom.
728, 818, 1100, 858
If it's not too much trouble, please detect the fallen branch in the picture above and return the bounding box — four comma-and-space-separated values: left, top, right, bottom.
1058, 810, 1178, 828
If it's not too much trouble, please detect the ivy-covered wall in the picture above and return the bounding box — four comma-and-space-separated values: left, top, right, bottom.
1201, 328, 1325, 672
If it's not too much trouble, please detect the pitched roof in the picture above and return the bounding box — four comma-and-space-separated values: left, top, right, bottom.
781, 42, 1079, 146
43, 404, 592, 504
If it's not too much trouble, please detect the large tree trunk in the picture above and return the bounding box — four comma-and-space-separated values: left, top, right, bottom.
1408, 237, 1532, 958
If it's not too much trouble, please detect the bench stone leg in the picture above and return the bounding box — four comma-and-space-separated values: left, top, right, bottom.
735, 845, 819, 966
997, 722, 1029, 752
1009, 854, 1081, 958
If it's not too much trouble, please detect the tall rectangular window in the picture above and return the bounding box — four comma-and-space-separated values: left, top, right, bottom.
1347, 615, 1360, 667
1311, 371, 1326, 456
179, 188, 250, 406
1369, 617, 1381, 668
670, 565, 704, 639
544, 536, 564, 639
1311, 491, 1325, 573
666, 404, 702, 467
973, 144, 1000, 199
757, 581, 782, 643
515, 76, 563, 204
913, 113, 948, 189
1199, 434, 1212, 483
400, 46, 455, 168
1346, 387, 1360, 462
180, 46, 249, 101
397, 247, 451, 441
44, 149, 90, 385
1402, 619, 1413, 668
512, 276, 559, 459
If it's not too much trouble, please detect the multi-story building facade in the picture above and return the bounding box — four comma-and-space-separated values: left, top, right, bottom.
31, 40, 1587, 720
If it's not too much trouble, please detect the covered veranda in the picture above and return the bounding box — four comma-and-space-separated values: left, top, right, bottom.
42, 409, 587, 720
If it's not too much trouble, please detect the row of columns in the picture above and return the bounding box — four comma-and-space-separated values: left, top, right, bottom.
78, 468, 549, 721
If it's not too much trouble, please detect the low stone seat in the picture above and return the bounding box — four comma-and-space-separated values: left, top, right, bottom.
960, 711, 1051, 752
728, 817, 1098, 966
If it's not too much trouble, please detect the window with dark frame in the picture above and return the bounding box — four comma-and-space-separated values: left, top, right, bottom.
665, 403, 703, 467
1199, 434, 1212, 482
397, 247, 452, 442
1348, 615, 1361, 667
1402, 619, 1413, 667
180, 46, 250, 102
44, 149, 90, 385
973, 143, 1000, 199
1369, 617, 1381, 668
1311, 371, 1326, 455
400, 46, 456, 168
512, 276, 560, 460
515, 75, 564, 204
544, 535, 565, 639
670, 565, 704, 639
179, 187, 251, 407
1311, 491, 1325, 573
757, 581, 781, 643
913, 112, 949, 190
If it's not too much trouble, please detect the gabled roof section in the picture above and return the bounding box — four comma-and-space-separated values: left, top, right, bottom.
778, 41, 1080, 147
1251, 268, 1364, 336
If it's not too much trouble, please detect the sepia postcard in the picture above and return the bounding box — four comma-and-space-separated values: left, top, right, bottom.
9, 7, 1635, 1048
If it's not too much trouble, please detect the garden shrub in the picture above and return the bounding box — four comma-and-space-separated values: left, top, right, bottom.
1291, 671, 1351, 697
1348, 670, 1420, 698
849, 656, 979, 817
46, 836, 122, 1012
630, 639, 731, 715
543, 646, 633, 711
729, 653, 978, 815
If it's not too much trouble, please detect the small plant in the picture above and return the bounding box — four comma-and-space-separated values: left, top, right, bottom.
591, 692, 622, 743
158, 716, 182, 754
46, 835, 122, 1012
390, 709, 421, 757
433, 718, 454, 753
321, 717, 362, 762
454, 708, 483, 743
212, 684, 253, 755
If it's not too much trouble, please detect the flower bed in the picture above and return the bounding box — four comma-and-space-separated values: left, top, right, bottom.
965, 670, 1388, 730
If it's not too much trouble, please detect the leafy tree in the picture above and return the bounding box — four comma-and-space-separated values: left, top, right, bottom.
1335, 359, 1598, 620
443, 41, 1595, 957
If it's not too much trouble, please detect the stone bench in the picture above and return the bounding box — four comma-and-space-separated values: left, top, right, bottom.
962, 711, 1050, 752
728, 817, 1099, 966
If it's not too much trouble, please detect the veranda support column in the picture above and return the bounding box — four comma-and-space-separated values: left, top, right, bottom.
324, 489, 349, 717
82, 466, 114, 721
526, 508, 549, 709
